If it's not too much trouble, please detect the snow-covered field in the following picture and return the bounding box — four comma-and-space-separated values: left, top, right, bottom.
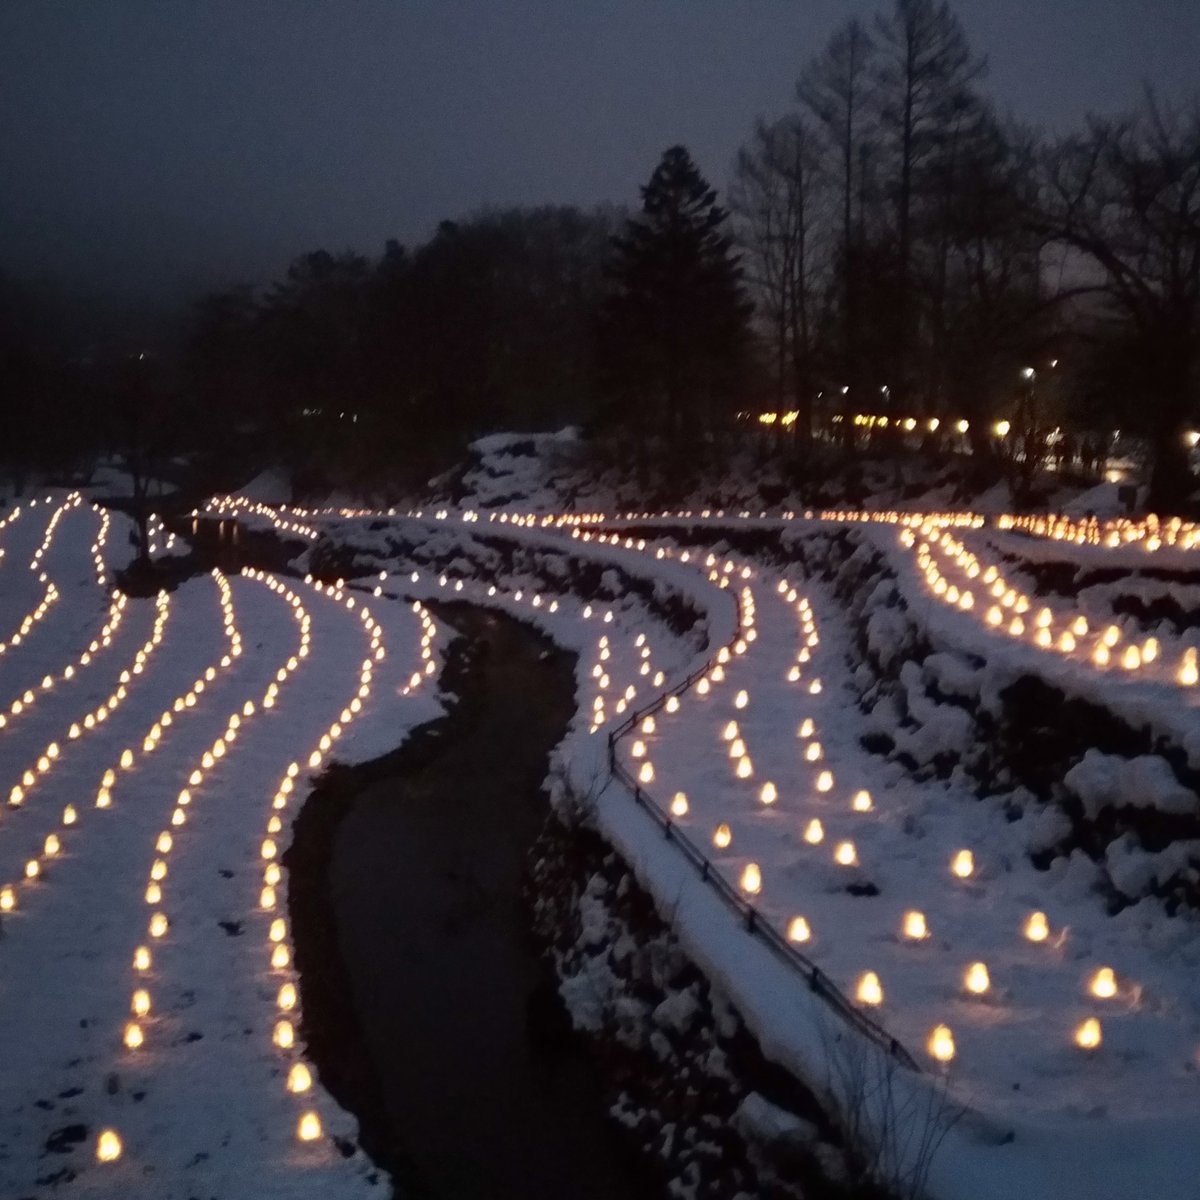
6, 466, 1200, 1199
206, 470, 1200, 1200
0, 495, 443, 1197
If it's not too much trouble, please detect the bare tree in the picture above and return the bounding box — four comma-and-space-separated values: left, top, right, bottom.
872, 0, 987, 408
798, 18, 876, 386
731, 116, 830, 443
1040, 90, 1200, 507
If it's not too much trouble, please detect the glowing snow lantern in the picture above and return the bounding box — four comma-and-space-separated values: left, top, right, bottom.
739, 863, 763, 894
928, 1024, 956, 1063
851, 790, 872, 812
133, 946, 151, 972
834, 841, 858, 867
787, 916, 811, 943
123, 1022, 143, 1049
964, 962, 990, 995
713, 823, 732, 849
131, 989, 150, 1017
272, 944, 291, 969
273, 1019, 295, 1048
1075, 1017, 1102, 1050
149, 912, 169, 938
734, 689, 749, 709
1024, 911, 1049, 942
24, 860, 39, 880
951, 849, 975, 879
736, 756, 753, 779
0, 886, 13, 911
288, 1063, 313, 1093
670, 792, 689, 817
278, 982, 297, 1010
902, 911, 928, 940
269, 918, 287, 942
759, 781, 777, 805
1089, 967, 1117, 999
803, 819, 824, 845
297, 1111, 322, 1141
95, 1129, 123, 1163
638, 762, 654, 784
856, 971, 883, 1006
816, 770, 833, 792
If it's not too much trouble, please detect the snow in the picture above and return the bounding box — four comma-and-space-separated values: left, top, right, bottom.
236, 469, 293, 505
1065, 750, 1197, 818
9, 476, 1200, 1200
236, 495, 1199, 1199
0, 494, 445, 1197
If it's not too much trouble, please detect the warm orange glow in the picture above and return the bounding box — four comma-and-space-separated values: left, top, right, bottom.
856, 971, 883, 1006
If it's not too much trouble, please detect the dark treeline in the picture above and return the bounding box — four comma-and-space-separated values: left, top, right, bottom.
188, 206, 622, 497
3, 0, 1199, 509
731, 0, 1200, 507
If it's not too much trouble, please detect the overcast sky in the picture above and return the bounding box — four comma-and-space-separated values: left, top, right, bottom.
2, 0, 1198, 303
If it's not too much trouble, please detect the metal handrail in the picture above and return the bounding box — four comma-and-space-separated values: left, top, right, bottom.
605, 579, 920, 1073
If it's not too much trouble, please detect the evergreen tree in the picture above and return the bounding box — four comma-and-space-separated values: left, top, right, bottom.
601, 146, 752, 448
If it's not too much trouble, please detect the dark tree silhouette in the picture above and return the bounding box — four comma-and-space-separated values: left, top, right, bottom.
1041, 92, 1200, 508
600, 146, 752, 458
872, 0, 987, 407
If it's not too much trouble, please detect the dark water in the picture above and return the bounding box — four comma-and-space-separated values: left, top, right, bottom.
327, 607, 648, 1200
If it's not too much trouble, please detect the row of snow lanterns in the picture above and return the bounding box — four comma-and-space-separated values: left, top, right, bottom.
0, 590, 128, 731
627, 549, 757, 790
104, 570, 308, 1164
1, 590, 170, 904
855, 908, 1116, 1059
5, 589, 169, 810
1, 574, 238, 921
90, 504, 111, 586
201, 496, 321, 542
0, 500, 24, 536
908, 523, 1197, 682
998, 510, 1200, 552
145, 512, 177, 558
590, 627, 661, 730
636, 560, 1125, 1067
260, 575, 402, 1148
0, 496, 73, 658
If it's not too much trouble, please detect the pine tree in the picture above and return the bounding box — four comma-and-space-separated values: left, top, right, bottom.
601, 146, 752, 447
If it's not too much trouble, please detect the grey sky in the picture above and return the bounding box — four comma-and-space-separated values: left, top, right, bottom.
2, 1, 1197, 302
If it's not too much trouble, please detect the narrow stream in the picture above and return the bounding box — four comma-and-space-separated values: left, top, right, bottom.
289, 604, 652, 1199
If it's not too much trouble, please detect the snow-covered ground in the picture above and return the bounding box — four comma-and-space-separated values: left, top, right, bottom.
8, 469, 1200, 1199
206, 479, 1200, 1200
0, 495, 444, 1197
